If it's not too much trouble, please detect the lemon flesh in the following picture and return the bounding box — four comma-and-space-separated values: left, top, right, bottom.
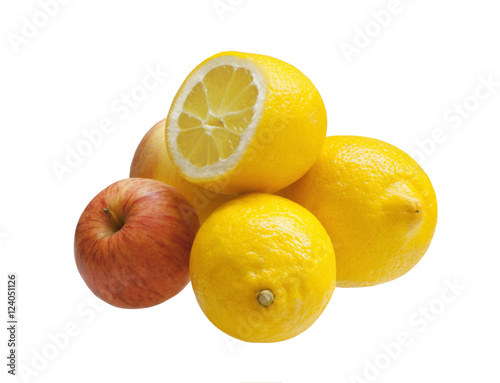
166, 55, 265, 186
177, 66, 259, 167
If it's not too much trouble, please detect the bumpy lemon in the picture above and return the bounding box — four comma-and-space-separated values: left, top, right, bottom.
130, 119, 233, 223
279, 136, 438, 287
166, 51, 327, 195
190, 193, 336, 343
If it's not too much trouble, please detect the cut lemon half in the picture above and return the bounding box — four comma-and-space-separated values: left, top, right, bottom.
166, 51, 327, 195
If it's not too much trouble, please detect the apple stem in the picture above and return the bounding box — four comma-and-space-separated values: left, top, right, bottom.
257, 289, 274, 307
103, 207, 123, 229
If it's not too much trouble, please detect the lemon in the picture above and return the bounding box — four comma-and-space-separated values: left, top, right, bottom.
279, 136, 438, 287
190, 193, 336, 343
130, 119, 233, 223
165, 51, 327, 195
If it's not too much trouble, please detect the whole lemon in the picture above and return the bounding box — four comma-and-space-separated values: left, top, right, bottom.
190, 193, 336, 342
279, 136, 438, 287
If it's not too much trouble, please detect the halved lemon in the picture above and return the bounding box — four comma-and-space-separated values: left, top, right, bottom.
165, 51, 327, 195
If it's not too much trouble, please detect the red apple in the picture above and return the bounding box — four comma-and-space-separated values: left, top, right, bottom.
74, 178, 200, 309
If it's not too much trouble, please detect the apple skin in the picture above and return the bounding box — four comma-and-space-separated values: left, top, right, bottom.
74, 178, 200, 309
130, 119, 234, 223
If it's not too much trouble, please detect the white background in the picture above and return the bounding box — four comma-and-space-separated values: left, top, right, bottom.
1, 0, 499, 382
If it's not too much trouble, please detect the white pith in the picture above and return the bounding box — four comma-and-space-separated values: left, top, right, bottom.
166, 55, 267, 181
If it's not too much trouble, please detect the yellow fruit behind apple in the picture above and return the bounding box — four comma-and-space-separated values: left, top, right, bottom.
130, 119, 234, 223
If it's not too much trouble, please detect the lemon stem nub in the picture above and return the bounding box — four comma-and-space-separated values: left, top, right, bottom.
257, 289, 274, 307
